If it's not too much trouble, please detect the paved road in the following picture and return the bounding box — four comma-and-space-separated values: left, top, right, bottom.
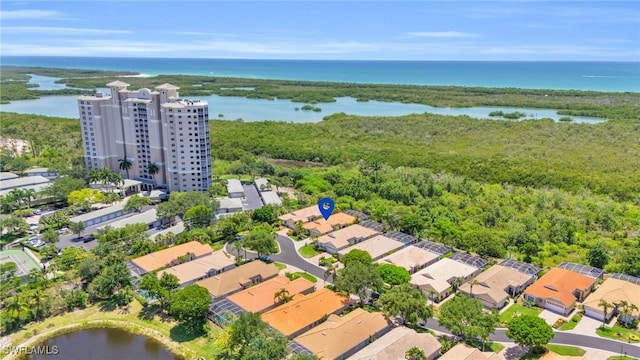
225, 234, 331, 282
427, 320, 640, 358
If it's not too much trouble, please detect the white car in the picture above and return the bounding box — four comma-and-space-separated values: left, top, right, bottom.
58, 227, 69, 234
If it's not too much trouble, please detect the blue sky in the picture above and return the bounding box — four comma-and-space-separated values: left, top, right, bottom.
1, 1, 639, 60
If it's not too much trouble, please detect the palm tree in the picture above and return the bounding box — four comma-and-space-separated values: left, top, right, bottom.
274, 288, 293, 304
469, 279, 479, 298
618, 300, 634, 328
147, 162, 160, 188
30, 289, 50, 321
5, 295, 28, 320
118, 158, 132, 179
598, 299, 612, 328
232, 239, 244, 265
405, 346, 427, 360
23, 188, 36, 210
9, 188, 25, 210
88, 168, 101, 187
428, 289, 437, 305
324, 263, 337, 282
450, 277, 462, 293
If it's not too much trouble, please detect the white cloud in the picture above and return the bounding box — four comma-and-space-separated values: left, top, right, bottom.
1, 26, 132, 35
404, 31, 479, 38
0, 9, 67, 20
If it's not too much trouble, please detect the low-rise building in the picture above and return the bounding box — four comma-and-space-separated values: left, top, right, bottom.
291, 308, 391, 360
347, 326, 441, 360
261, 288, 350, 338
254, 177, 270, 192
260, 191, 282, 206
278, 205, 322, 229
523, 267, 598, 316
149, 222, 185, 241
0, 172, 18, 181
439, 343, 505, 360
316, 225, 380, 254
196, 260, 279, 302
0, 175, 49, 191
227, 275, 315, 313
303, 212, 356, 236
96, 208, 160, 231
459, 264, 537, 309
129, 241, 213, 275
377, 245, 440, 274
68, 203, 130, 227
410, 258, 482, 302
215, 197, 243, 216
156, 251, 236, 286
226, 179, 244, 198
337, 234, 404, 261
25, 167, 59, 180
583, 276, 640, 322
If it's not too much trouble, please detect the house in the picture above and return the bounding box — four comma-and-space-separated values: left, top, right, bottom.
317, 225, 380, 254
278, 205, 323, 229
129, 241, 213, 275
226, 179, 244, 198
260, 191, 282, 206
96, 208, 160, 231
156, 251, 236, 286
254, 177, 271, 192
459, 264, 537, 309
292, 308, 391, 360
261, 288, 350, 338
377, 245, 440, 274
68, 203, 130, 227
227, 275, 315, 313
196, 260, 279, 302
303, 212, 356, 236
583, 276, 640, 322
337, 234, 404, 261
347, 326, 441, 360
410, 258, 482, 302
439, 343, 505, 360
149, 222, 185, 241
523, 267, 598, 316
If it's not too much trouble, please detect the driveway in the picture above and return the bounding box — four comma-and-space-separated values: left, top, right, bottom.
539, 309, 562, 326
571, 315, 602, 336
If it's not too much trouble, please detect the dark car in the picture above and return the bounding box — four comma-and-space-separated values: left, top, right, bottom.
83, 236, 96, 243
258, 255, 273, 263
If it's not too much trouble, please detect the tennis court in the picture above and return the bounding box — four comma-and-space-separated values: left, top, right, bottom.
0, 249, 41, 279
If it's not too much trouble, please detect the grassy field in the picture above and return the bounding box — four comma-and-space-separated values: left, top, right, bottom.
597, 324, 640, 343
273, 262, 287, 270
499, 304, 542, 324
6, 301, 221, 359
298, 244, 320, 258
546, 344, 586, 356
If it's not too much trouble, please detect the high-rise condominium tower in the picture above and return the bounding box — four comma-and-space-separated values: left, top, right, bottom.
78, 81, 212, 192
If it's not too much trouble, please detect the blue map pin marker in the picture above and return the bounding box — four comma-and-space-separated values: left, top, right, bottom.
318, 197, 335, 220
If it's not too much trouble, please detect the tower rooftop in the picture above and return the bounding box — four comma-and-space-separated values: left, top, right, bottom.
155, 83, 180, 90
106, 80, 130, 87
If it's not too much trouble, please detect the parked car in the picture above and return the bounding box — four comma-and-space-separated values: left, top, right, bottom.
258, 255, 273, 263
58, 227, 69, 235
83, 236, 96, 243
33, 209, 42, 215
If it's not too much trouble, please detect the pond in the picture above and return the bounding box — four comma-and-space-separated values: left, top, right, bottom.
0, 76, 605, 124
18, 327, 184, 360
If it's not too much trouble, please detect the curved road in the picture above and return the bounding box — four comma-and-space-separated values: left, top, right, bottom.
227, 234, 640, 357
225, 234, 331, 282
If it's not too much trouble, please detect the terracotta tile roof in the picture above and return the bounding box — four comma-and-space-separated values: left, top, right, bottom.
347, 326, 441, 360
227, 275, 315, 313
439, 344, 505, 360
261, 288, 350, 337
317, 225, 380, 250
278, 205, 322, 223
131, 241, 212, 272
294, 308, 391, 360
583, 278, 640, 311
459, 265, 534, 303
303, 213, 356, 234
524, 268, 597, 307
377, 245, 439, 271
195, 261, 279, 298
156, 251, 235, 285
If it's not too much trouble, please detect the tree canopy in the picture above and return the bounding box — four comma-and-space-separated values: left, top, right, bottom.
376, 263, 411, 285
506, 314, 554, 353
439, 294, 499, 343
378, 284, 431, 325
169, 284, 211, 333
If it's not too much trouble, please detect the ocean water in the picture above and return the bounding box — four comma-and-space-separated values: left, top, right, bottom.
2, 56, 639, 92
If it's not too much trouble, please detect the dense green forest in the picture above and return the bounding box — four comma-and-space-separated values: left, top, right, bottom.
2, 66, 639, 120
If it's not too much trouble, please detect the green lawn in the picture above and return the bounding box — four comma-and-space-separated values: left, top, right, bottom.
210, 242, 224, 252
219, 174, 254, 183
489, 342, 505, 353
499, 303, 542, 324
546, 344, 586, 356
298, 244, 319, 258
559, 314, 582, 331
597, 324, 640, 343
286, 271, 318, 283
273, 262, 287, 270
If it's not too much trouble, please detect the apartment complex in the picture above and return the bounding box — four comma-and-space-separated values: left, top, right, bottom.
78, 81, 212, 192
